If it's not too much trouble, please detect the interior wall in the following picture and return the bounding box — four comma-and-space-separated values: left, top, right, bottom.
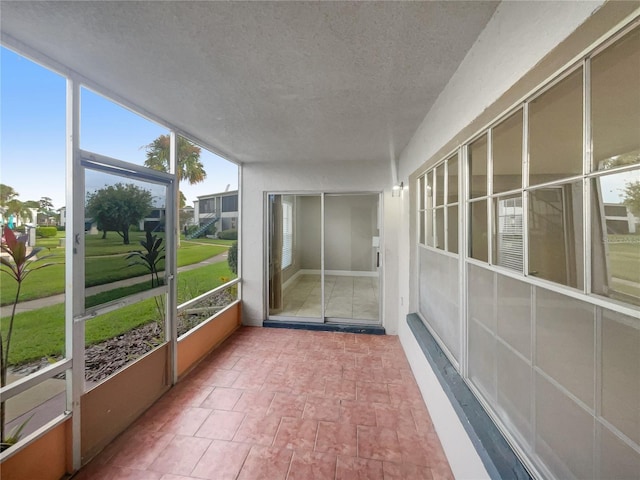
241, 159, 394, 328
299, 196, 321, 270
325, 195, 377, 272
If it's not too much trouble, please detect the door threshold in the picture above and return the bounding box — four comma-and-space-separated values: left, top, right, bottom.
263, 320, 385, 335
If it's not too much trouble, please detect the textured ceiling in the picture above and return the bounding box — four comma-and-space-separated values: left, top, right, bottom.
1, 1, 498, 165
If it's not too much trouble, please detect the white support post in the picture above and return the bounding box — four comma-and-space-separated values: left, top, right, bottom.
237, 165, 243, 305
65, 77, 85, 472
168, 131, 178, 385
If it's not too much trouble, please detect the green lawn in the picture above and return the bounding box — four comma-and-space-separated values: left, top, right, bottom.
1, 240, 227, 305
2, 261, 235, 365
608, 240, 640, 300
182, 238, 236, 247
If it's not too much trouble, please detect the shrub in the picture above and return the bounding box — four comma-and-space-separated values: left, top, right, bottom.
218, 229, 237, 240
36, 226, 57, 238
227, 241, 238, 274
185, 225, 200, 237
56, 225, 66, 231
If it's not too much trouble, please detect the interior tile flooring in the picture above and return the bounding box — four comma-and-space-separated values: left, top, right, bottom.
74, 327, 452, 480
279, 274, 379, 321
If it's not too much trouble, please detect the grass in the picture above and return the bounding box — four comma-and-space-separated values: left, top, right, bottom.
183, 238, 236, 246
1, 262, 235, 365
608, 240, 640, 301
608, 243, 640, 283
0, 241, 227, 305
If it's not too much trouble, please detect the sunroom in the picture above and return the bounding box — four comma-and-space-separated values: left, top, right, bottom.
1, 2, 639, 479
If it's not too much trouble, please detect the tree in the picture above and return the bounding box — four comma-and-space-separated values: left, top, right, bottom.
39, 197, 54, 211
145, 135, 206, 186
86, 183, 153, 244
623, 180, 640, 217
144, 135, 206, 245
0, 185, 18, 206
4, 200, 38, 225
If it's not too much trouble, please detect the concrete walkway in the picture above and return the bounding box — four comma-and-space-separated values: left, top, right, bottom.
0, 252, 228, 317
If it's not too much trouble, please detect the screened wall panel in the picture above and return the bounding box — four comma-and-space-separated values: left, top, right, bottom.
418, 248, 460, 362
496, 274, 531, 359
467, 263, 495, 331
535, 288, 595, 408
535, 371, 595, 480
601, 308, 640, 446
496, 342, 532, 446
468, 315, 496, 403
598, 423, 640, 480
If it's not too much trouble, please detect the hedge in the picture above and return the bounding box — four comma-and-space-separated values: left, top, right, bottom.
218, 229, 237, 240
36, 226, 58, 238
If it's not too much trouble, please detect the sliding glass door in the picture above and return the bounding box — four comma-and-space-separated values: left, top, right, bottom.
267, 192, 381, 324
324, 194, 380, 322
268, 194, 323, 321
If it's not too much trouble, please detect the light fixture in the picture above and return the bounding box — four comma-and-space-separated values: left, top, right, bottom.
391, 181, 404, 197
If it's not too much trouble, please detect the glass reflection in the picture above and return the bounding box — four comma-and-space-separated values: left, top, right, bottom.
84, 169, 167, 308
448, 205, 459, 254
435, 208, 445, 251
448, 156, 459, 204
470, 200, 488, 262
493, 194, 523, 272
470, 135, 488, 198
426, 209, 434, 247
435, 163, 445, 206
528, 181, 583, 288
592, 169, 640, 306
492, 110, 523, 193
529, 68, 583, 185
592, 26, 640, 171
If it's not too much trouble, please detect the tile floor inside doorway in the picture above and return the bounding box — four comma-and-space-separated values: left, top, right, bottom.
279, 274, 379, 321
75, 327, 452, 480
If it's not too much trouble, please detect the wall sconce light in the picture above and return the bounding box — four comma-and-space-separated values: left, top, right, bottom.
392, 181, 403, 197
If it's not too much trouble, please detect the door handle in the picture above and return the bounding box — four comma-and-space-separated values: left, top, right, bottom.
377, 252, 380, 268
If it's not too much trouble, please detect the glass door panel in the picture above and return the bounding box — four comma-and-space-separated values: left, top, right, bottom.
268, 194, 322, 321
324, 194, 380, 323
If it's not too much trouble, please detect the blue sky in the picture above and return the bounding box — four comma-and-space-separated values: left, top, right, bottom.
1, 46, 238, 210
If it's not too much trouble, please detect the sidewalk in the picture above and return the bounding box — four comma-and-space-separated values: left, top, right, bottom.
0, 252, 228, 317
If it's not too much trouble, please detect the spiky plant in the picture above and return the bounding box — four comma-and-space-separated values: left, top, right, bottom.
0, 228, 54, 449
126, 230, 166, 331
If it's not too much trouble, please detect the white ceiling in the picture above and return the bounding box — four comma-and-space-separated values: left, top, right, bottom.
1, 1, 498, 166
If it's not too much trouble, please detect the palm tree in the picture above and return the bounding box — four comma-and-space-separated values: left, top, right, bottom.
0, 184, 19, 207
144, 135, 206, 246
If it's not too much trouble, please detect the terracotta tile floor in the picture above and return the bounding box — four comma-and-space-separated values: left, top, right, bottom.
74, 327, 453, 480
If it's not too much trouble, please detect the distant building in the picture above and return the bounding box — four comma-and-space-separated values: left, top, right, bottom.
193, 190, 238, 236
604, 203, 638, 234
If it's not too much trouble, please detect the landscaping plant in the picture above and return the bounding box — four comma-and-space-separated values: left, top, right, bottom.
0, 228, 54, 450
126, 230, 166, 332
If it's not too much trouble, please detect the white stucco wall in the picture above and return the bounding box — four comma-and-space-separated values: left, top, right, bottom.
395, 3, 608, 479
240, 159, 401, 334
